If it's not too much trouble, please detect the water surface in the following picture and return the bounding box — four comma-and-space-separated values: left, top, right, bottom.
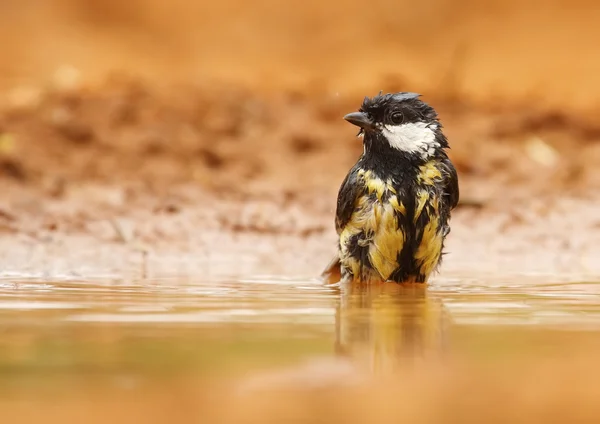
1, 274, 600, 390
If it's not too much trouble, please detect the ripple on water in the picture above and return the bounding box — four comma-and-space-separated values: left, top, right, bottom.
433, 277, 600, 329
64, 307, 336, 324
0, 274, 599, 381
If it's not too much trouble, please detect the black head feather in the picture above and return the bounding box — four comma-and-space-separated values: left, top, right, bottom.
359, 92, 438, 125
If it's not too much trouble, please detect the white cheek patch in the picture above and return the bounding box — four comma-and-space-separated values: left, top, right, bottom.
380, 122, 440, 159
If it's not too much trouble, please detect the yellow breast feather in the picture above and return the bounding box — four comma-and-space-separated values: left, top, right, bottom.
414, 195, 443, 278
368, 202, 405, 280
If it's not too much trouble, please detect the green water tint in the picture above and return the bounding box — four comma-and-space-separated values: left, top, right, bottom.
0, 276, 599, 387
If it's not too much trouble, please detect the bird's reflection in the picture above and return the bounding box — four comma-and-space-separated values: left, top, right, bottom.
333, 282, 449, 373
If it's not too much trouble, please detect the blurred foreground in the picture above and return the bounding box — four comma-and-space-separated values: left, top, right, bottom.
3, 354, 600, 424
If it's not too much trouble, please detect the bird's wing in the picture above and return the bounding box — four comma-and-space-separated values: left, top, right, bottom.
335, 168, 362, 234
441, 157, 460, 210
320, 168, 362, 283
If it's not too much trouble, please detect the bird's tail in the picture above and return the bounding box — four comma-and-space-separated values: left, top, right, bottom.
320, 255, 342, 285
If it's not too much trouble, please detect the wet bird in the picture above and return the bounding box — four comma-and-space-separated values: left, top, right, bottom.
323, 92, 459, 284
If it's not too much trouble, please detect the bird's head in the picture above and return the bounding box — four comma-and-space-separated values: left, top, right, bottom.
344, 92, 448, 161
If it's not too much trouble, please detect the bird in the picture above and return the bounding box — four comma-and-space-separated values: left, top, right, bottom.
322, 92, 459, 284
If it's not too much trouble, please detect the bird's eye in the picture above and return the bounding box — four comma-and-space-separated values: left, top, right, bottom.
390, 111, 403, 125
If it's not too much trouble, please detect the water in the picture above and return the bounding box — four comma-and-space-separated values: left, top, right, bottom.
2, 274, 600, 423
2, 274, 600, 390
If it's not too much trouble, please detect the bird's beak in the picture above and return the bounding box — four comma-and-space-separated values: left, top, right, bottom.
343, 112, 375, 130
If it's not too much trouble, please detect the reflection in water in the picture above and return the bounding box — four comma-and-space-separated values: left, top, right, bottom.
334, 282, 449, 373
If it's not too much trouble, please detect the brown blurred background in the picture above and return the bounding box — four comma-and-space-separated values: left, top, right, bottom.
1, 0, 600, 110
0, 0, 599, 277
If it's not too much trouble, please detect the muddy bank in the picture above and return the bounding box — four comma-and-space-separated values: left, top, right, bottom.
2, 78, 600, 193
